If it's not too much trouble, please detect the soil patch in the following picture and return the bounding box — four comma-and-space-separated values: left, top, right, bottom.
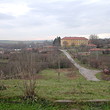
21, 74, 44, 80
66, 72, 77, 79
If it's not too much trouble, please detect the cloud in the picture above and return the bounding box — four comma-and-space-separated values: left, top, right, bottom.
0, 2, 30, 17
0, 0, 110, 40
0, 13, 14, 19
28, 0, 110, 29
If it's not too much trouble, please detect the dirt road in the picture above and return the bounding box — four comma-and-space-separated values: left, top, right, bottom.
60, 50, 101, 81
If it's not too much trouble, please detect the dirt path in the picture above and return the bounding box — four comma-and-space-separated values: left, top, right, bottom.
60, 50, 101, 81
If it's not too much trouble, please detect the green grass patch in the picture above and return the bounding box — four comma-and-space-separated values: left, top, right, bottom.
0, 69, 110, 109
36, 70, 110, 101
0, 101, 68, 110
1, 69, 110, 101
80, 102, 110, 110
1, 102, 110, 110
96, 72, 102, 80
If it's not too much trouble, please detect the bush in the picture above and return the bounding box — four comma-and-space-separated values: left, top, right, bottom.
60, 57, 72, 68
0, 85, 6, 90
101, 72, 110, 81
81, 57, 88, 64
48, 56, 72, 69
89, 60, 102, 68
103, 68, 110, 75
77, 55, 82, 60
23, 80, 36, 100
103, 50, 110, 54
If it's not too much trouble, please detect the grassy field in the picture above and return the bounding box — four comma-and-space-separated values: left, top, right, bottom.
0, 101, 110, 110
0, 102, 64, 110
0, 59, 8, 63
36, 69, 110, 101
0, 69, 110, 109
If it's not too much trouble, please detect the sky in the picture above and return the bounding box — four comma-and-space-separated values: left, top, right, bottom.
0, 0, 110, 40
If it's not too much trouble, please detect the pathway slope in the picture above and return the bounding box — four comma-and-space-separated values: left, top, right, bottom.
60, 50, 101, 81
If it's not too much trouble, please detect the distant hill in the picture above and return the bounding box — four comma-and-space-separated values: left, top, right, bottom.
0, 40, 50, 44
0, 40, 19, 44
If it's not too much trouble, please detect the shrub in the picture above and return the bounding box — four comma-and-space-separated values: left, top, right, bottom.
89, 60, 102, 68
23, 80, 36, 100
0, 85, 6, 90
81, 57, 88, 64
103, 68, 110, 75
77, 55, 82, 60
101, 72, 110, 81
60, 57, 72, 68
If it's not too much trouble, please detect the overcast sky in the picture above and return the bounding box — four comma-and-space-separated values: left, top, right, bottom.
0, 0, 110, 40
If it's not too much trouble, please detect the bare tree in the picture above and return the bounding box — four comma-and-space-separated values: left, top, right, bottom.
10, 52, 41, 99
89, 34, 99, 46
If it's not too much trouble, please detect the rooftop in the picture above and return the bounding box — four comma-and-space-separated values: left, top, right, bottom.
90, 48, 110, 51
62, 37, 88, 40
88, 44, 97, 46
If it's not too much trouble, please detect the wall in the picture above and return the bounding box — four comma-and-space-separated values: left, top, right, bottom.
61, 39, 88, 47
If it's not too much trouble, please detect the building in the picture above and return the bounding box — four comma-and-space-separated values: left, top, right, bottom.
61, 37, 88, 47
0, 50, 4, 54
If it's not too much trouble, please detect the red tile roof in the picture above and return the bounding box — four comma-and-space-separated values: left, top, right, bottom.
43, 46, 56, 48
90, 48, 104, 51
26, 48, 33, 51
90, 48, 110, 51
88, 44, 97, 46
62, 37, 88, 40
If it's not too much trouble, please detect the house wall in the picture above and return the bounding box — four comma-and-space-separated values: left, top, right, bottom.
61, 39, 88, 47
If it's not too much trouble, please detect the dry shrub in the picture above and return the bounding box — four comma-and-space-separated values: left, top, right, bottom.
81, 57, 88, 64
5, 52, 40, 100
23, 79, 36, 99
89, 60, 102, 68
60, 57, 72, 68
101, 72, 110, 81
103, 68, 110, 75
89, 55, 110, 69
77, 55, 82, 60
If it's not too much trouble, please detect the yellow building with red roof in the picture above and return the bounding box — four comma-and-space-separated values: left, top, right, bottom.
61, 37, 88, 47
